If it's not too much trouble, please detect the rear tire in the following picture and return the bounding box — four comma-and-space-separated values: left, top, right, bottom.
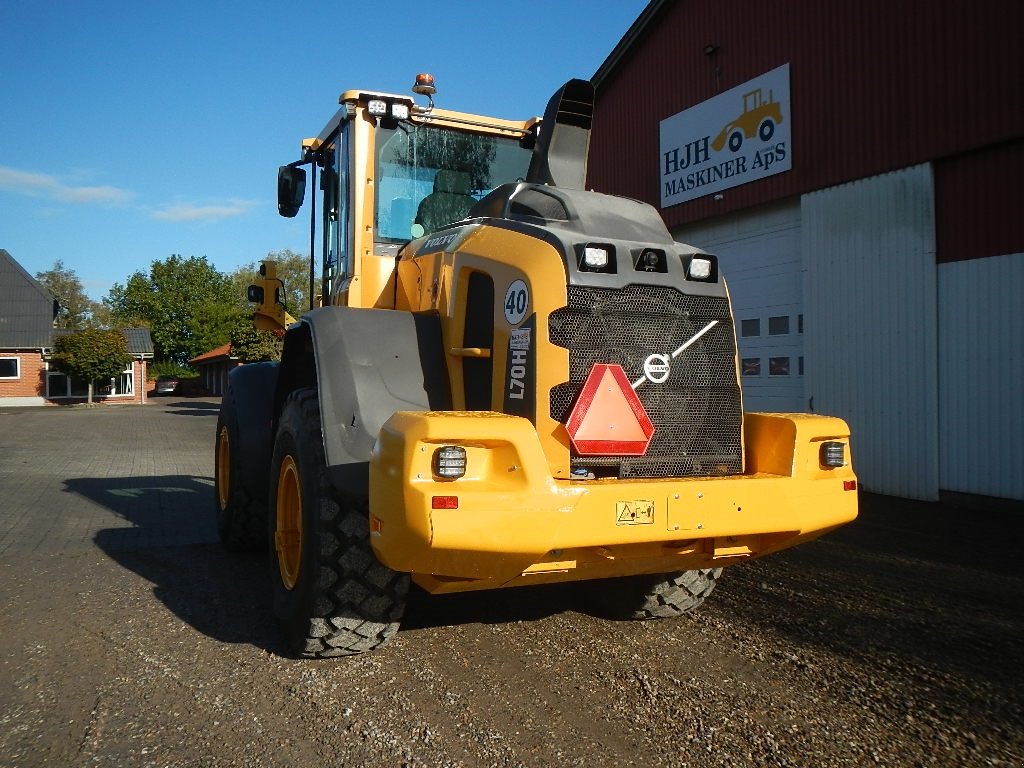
214, 392, 265, 551
593, 568, 723, 620
269, 388, 409, 657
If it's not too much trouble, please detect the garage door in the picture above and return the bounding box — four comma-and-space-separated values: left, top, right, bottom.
673, 201, 804, 412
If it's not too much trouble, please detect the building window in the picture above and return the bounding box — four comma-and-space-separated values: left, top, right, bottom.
768, 315, 790, 335
769, 357, 791, 376
0, 357, 20, 379
46, 363, 133, 398
741, 319, 760, 337
799, 356, 805, 376
47, 371, 87, 398
742, 358, 761, 376
117, 367, 134, 396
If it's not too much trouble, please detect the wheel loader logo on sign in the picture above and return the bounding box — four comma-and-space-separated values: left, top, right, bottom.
710, 87, 783, 153
660, 63, 791, 207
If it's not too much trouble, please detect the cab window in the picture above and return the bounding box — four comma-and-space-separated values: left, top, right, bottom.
374, 124, 532, 242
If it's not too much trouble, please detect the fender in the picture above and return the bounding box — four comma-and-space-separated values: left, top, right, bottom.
226, 361, 279, 505
278, 307, 451, 498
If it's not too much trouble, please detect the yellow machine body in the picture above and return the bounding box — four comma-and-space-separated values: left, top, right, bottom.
267, 80, 857, 597
370, 411, 855, 594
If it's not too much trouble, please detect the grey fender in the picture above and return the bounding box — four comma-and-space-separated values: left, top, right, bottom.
277, 307, 451, 498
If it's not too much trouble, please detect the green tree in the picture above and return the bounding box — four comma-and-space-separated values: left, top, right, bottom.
105, 255, 243, 366
229, 317, 282, 362
230, 249, 318, 316
35, 260, 103, 329
50, 329, 132, 404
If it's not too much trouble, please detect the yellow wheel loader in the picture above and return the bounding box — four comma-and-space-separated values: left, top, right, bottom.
215, 75, 857, 658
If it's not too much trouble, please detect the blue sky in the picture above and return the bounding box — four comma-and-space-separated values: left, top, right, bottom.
0, 0, 647, 300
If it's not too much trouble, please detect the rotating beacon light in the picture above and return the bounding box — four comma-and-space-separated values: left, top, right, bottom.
412, 73, 436, 110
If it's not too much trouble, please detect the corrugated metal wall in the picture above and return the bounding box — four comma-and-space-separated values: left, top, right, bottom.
674, 202, 805, 412
590, 0, 1024, 236
938, 253, 1024, 500
802, 165, 938, 500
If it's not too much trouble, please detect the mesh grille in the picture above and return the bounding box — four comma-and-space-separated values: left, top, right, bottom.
549, 285, 742, 478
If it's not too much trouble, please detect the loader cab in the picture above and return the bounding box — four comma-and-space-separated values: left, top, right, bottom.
279, 80, 537, 311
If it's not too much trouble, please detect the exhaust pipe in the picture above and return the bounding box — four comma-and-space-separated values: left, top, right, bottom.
525, 79, 594, 190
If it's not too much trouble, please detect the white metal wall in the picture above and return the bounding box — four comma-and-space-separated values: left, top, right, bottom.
938, 252, 1024, 500
802, 164, 939, 500
675, 201, 805, 412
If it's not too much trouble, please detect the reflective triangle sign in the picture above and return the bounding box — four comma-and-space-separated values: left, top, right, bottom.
566, 364, 654, 456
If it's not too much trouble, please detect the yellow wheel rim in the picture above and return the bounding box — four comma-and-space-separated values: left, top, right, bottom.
275, 455, 302, 590
216, 426, 230, 511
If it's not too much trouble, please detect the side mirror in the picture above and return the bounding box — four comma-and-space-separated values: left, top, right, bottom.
247, 285, 265, 304
277, 166, 306, 218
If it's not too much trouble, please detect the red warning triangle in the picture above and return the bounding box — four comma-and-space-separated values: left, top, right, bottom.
566, 364, 654, 456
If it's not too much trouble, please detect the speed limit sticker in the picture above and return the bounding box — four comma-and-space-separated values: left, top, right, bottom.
503, 280, 529, 325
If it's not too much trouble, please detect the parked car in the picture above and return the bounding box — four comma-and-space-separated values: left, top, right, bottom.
154, 376, 179, 395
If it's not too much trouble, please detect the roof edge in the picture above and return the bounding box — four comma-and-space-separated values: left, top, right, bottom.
592, 0, 670, 90
0, 248, 57, 305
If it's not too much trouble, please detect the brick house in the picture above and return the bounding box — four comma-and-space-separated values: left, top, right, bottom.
0, 249, 153, 405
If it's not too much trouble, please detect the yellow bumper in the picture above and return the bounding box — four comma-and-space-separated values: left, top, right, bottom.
368, 411, 857, 594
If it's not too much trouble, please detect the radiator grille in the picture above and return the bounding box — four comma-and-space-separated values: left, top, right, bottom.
549, 284, 742, 478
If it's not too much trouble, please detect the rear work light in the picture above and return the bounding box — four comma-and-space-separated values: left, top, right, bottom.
582, 245, 610, 270
432, 445, 467, 479
578, 243, 616, 273
367, 99, 388, 116
819, 441, 846, 468
687, 256, 713, 280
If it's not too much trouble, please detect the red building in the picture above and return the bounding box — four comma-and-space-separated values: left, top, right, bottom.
588, 0, 1023, 501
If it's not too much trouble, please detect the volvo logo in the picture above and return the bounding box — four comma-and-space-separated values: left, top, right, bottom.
631, 320, 720, 390
642, 354, 671, 384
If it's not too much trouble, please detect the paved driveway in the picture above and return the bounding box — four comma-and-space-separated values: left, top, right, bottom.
0, 398, 1021, 767
0, 397, 221, 556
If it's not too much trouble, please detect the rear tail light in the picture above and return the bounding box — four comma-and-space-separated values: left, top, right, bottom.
820, 441, 846, 468
432, 445, 467, 479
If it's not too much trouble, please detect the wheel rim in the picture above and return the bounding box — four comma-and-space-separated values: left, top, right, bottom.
216, 427, 230, 511
275, 455, 303, 590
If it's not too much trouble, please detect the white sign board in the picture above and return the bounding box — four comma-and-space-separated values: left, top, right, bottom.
660, 64, 792, 207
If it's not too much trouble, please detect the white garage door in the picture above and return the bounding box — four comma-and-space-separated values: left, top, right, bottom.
673, 201, 805, 413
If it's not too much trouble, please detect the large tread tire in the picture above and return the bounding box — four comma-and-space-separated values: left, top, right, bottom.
594, 568, 723, 620
269, 388, 409, 658
214, 392, 266, 551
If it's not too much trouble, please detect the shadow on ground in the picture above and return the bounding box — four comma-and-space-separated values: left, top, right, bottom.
62, 473, 575, 654
64, 474, 283, 654
158, 399, 222, 416
706, 492, 1024, 705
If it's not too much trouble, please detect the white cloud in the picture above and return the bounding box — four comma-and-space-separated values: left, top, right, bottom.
0, 165, 132, 204
151, 199, 258, 222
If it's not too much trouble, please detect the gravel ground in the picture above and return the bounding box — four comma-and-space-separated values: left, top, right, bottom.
0, 401, 1021, 767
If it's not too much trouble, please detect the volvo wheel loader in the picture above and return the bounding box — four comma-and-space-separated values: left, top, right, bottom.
215, 74, 857, 658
